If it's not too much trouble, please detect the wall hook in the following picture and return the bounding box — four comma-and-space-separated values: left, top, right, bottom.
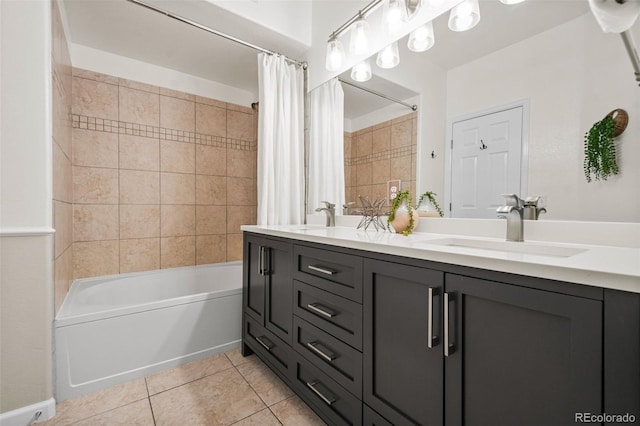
479, 140, 487, 150
431, 150, 437, 159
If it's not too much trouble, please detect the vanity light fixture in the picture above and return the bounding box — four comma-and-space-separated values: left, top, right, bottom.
376, 41, 400, 68
408, 21, 435, 52
326, 36, 346, 71
385, 0, 407, 36
349, 14, 371, 55
351, 60, 373, 82
448, 0, 480, 32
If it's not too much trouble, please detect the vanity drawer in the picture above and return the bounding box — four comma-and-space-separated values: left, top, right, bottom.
243, 314, 292, 380
293, 353, 362, 426
293, 316, 362, 398
294, 245, 363, 302
294, 280, 363, 351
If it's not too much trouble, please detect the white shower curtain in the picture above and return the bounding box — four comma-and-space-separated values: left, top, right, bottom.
308, 78, 345, 215
257, 53, 305, 226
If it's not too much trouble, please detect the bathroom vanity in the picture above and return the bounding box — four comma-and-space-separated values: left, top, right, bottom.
241, 225, 640, 426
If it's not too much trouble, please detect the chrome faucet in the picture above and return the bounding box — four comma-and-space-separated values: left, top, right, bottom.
496, 194, 525, 242
316, 201, 336, 227
523, 196, 547, 220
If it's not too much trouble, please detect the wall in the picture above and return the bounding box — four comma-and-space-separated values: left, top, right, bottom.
446, 13, 640, 222
0, 0, 55, 416
71, 68, 257, 279
345, 111, 418, 207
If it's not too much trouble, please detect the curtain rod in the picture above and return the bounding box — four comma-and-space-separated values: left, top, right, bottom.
126, 0, 307, 69
338, 78, 418, 111
620, 30, 640, 86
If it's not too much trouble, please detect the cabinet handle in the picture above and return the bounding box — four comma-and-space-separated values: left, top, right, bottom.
444, 292, 455, 356
308, 265, 336, 275
306, 381, 336, 406
258, 246, 264, 276
254, 335, 274, 351
307, 302, 336, 318
428, 287, 440, 349
262, 247, 270, 275
307, 341, 336, 362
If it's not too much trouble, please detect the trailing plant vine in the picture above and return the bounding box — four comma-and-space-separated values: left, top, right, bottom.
387, 190, 415, 236
417, 191, 444, 217
584, 116, 619, 182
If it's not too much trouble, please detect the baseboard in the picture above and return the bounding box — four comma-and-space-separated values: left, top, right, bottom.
0, 398, 55, 425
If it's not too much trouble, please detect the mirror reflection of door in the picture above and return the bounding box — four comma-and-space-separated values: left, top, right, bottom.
449, 104, 527, 218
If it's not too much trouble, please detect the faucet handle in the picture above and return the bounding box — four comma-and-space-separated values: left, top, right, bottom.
501, 194, 523, 208
321, 201, 335, 209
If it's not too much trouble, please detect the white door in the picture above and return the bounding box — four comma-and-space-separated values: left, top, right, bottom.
450, 106, 524, 218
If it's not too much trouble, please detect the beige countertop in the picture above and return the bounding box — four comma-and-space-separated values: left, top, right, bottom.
242, 224, 640, 294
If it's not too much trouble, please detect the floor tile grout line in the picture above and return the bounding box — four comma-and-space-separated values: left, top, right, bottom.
144, 377, 158, 425
146, 363, 237, 397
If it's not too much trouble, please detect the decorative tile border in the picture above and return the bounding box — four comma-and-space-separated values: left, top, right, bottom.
72, 114, 256, 151
346, 145, 413, 166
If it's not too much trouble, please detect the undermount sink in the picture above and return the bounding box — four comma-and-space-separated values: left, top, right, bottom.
417, 238, 587, 258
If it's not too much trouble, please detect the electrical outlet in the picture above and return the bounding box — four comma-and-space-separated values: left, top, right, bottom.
387, 180, 401, 204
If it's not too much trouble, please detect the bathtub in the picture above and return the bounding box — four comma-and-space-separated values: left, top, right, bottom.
54, 262, 242, 402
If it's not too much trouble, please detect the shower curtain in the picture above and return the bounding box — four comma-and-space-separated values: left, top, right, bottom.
308, 78, 345, 215
257, 53, 305, 225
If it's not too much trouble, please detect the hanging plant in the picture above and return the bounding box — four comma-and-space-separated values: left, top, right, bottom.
417, 191, 444, 217
387, 190, 419, 236
583, 116, 619, 182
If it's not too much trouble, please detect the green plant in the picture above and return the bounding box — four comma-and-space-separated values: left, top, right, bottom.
584, 116, 619, 182
417, 191, 444, 217
387, 190, 415, 236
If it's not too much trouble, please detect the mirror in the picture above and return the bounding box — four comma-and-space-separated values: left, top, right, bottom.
334, 1, 639, 222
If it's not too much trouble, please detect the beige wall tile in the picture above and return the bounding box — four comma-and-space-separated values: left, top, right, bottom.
357, 131, 373, 157
196, 145, 226, 176
226, 103, 253, 114
373, 119, 392, 131
227, 149, 256, 178
196, 103, 226, 136
196, 235, 227, 265
74, 204, 119, 242
73, 67, 118, 85
74, 240, 119, 279
195, 175, 226, 205
72, 128, 118, 168
53, 141, 72, 203
54, 200, 73, 259
119, 134, 159, 171
227, 110, 254, 141
161, 173, 195, 204
195, 205, 226, 235
54, 247, 73, 314
120, 205, 160, 239
118, 77, 159, 94
72, 77, 118, 119
345, 165, 352, 190
356, 162, 372, 186
161, 205, 195, 237
226, 234, 243, 261
119, 86, 159, 126
160, 140, 195, 173
390, 155, 412, 181
226, 206, 256, 234
411, 153, 417, 182
160, 96, 195, 132
161, 236, 195, 269
355, 185, 373, 201
120, 239, 160, 273
371, 183, 388, 202
160, 87, 195, 101
372, 159, 391, 184
344, 134, 352, 159
120, 170, 160, 204
227, 178, 256, 206
195, 96, 226, 108
392, 112, 413, 125
391, 120, 412, 149
73, 166, 119, 204
345, 187, 356, 204
373, 127, 391, 153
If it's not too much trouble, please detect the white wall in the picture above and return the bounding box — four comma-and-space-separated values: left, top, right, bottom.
446, 13, 640, 222
346, 95, 419, 132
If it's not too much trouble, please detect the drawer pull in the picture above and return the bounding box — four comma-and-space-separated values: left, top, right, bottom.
307, 341, 336, 362
254, 335, 274, 351
308, 265, 336, 275
306, 381, 336, 406
307, 303, 336, 318
427, 287, 440, 349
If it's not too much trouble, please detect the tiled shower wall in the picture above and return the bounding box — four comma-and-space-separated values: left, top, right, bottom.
52, 0, 74, 313
344, 112, 418, 207
71, 68, 257, 279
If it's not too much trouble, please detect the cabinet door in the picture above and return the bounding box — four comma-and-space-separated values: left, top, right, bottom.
363, 259, 444, 426
445, 274, 602, 426
265, 239, 293, 344
243, 235, 265, 323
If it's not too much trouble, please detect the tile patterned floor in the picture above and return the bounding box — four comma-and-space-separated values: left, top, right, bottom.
40, 349, 326, 426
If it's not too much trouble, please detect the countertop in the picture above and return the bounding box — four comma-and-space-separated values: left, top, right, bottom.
241, 224, 640, 294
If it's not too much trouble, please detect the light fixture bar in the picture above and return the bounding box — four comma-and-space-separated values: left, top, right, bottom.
328, 0, 385, 41
338, 78, 418, 111
126, 0, 306, 68
621, 30, 640, 86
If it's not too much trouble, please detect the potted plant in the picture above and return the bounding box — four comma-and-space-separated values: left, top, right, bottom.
584, 116, 619, 182
387, 190, 419, 236
416, 191, 444, 217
